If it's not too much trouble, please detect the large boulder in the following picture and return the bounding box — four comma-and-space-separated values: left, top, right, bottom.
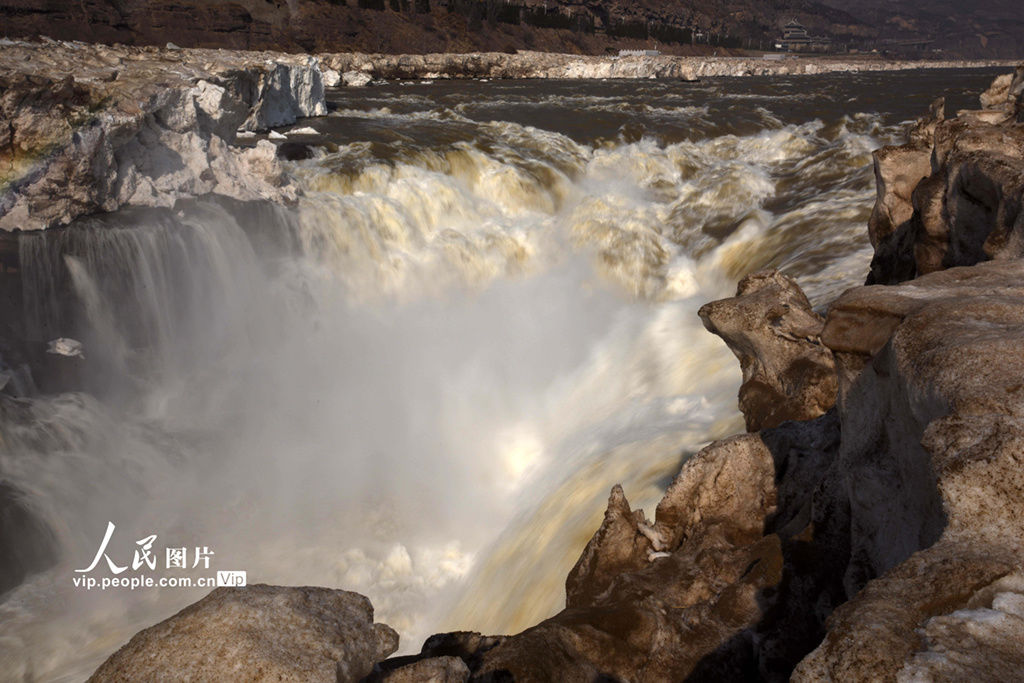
89, 585, 398, 682
698, 270, 837, 431
341, 70, 373, 87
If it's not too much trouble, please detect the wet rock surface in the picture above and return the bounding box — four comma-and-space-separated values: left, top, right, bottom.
0, 479, 59, 596
89, 584, 398, 683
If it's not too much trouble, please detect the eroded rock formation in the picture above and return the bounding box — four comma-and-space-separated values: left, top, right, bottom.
57, 61, 1024, 683
368, 435, 787, 681
797, 260, 1024, 680
89, 585, 398, 683
698, 270, 837, 431
868, 64, 1024, 284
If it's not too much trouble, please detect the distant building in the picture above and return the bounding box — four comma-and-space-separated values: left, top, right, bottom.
618, 49, 661, 57
774, 19, 831, 52
782, 21, 810, 43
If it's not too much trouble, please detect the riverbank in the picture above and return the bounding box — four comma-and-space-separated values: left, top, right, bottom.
322, 50, 1016, 81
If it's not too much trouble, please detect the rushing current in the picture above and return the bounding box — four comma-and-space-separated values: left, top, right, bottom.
0, 68, 1002, 681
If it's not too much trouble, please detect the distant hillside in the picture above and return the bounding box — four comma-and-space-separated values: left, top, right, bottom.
816, 0, 1024, 58
0, 0, 1020, 57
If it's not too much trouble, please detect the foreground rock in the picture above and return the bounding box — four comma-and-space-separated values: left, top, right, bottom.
0, 40, 326, 231
89, 585, 398, 682
472, 437, 783, 681
0, 480, 59, 596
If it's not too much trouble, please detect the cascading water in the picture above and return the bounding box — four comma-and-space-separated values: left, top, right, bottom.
0, 69, 1003, 682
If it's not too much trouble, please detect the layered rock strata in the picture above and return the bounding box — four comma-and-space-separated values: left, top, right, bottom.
0, 40, 326, 231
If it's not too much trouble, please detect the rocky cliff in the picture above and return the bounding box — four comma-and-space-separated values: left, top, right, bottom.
868, 65, 1024, 285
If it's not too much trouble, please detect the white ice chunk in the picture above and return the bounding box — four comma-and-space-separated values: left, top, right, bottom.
637, 521, 666, 551
47, 338, 84, 358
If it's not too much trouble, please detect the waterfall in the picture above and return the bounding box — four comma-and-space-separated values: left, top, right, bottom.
2, 68, 966, 680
